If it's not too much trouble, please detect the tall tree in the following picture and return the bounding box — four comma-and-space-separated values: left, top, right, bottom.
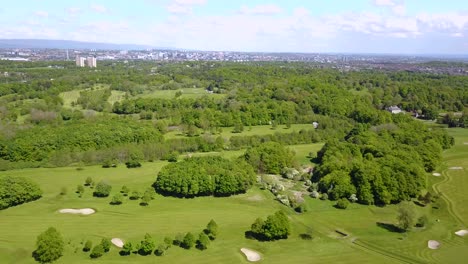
33, 227, 64, 263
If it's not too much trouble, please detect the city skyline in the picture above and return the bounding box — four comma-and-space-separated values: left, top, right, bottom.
0, 0, 467, 54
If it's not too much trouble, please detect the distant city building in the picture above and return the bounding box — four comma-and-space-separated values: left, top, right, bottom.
75, 55, 96, 67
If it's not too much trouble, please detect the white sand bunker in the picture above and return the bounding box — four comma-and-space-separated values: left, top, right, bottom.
241, 248, 261, 262
449, 167, 463, 170
463, 142, 468, 145
59, 208, 95, 215
111, 238, 124, 248
455, 230, 468, 237
428, 240, 440, 249
432, 172, 441, 177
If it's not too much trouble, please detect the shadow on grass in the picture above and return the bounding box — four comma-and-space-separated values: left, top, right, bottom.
376, 222, 405, 233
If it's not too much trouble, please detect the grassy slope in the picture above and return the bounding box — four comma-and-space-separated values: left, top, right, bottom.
0, 129, 467, 264
137, 88, 225, 100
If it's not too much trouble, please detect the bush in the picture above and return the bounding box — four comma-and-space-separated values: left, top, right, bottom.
83, 240, 92, 252
121, 185, 130, 196
110, 193, 123, 205
205, 219, 218, 240
102, 160, 117, 168
125, 160, 141, 168
101, 238, 111, 252
249, 211, 291, 241
320, 193, 328, 200
120, 242, 133, 256
0, 176, 43, 210
196, 232, 210, 250
139, 193, 151, 206
154, 244, 166, 256
84, 177, 93, 186
76, 185, 85, 196
90, 244, 104, 258
138, 234, 155, 255
129, 190, 141, 200
181, 232, 195, 249
416, 215, 429, 228
93, 181, 112, 197
295, 203, 308, 213
33, 227, 64, 263
173, 233, 184, 246
335, 198, 350, 209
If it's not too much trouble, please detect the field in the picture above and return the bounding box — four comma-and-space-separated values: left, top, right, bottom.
0, 130, 467, 263
138, 88, 226, 100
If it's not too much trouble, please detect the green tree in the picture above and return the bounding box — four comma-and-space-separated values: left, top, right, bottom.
120, 242, 133, 256
251, 218, 265, 235
129, 190, 141, 200
335, 198, 350, 209
154, 244, 166, 256
196, 232, 210, 250
138, 233, 155, 255
140, 193, 151, 206
85, 177, 93, 186
243, 142, 295, 174
397, 203, 416, 232
121, 185, 130, 196
101, 238, 111, 252
110, 193, 123, 205
0, 176, 43, 210
83, 240, 92, 252
90, 244, 104, 258
93, 181, 112, 197
76, 185, 85, 197
33, 227, 64, 263
119, 241, 133, 256
251, 211, 291, 241
164, 236, 172, 248
205, 219, 218, 240
181, 232, 195, 249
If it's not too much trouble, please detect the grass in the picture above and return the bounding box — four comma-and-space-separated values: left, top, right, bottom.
138, 88, 225, 100
0, 129, 467, 264
108, 91, 126, 105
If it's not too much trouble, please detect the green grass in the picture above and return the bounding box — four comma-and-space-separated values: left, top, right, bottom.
107, 91, 127, 105
165, 123, 316, 140
1, 129, 467, 264
138, 88, 225, 100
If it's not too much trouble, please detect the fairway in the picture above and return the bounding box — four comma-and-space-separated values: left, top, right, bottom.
138, 88, 226, 100
0, 130, 467, 264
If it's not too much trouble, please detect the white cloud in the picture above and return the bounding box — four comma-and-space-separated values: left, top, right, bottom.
374, 0, 397, 7
67, 7, 82, 15
90, 4, 108, 13
34, 11, 49, 17
239, 4, 283, 15
166, 0, 206, 15
293, 7, 310, 17
174, 0, 206, 4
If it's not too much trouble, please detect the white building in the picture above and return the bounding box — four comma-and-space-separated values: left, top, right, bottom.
387, 106, 402, 114
75, 56, 96, 68
87, 57, 97, 68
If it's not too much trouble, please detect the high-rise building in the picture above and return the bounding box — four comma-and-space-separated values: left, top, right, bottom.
75, 56, 85, 67
87, 57, 97, 68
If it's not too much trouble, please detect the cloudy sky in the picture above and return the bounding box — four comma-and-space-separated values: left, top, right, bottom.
0, 0, 467, 54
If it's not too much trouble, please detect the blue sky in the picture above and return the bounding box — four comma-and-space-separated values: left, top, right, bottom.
0, 0, 467, 54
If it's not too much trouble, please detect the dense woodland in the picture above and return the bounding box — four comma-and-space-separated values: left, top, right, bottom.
0, 60, 466, 205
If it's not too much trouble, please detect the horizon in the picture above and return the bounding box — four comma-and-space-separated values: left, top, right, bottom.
0, 0, 467, 54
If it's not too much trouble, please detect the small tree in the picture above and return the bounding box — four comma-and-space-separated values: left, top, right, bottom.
164, 237, 172, 249
181, 232, 195, 249
205, 219, 218, 240
110, 193, 123, 205
85, 177, 93, 186
90, 244, 104, 258
33, 227, 64, 263
120, 242, 133, 256
138, 233, 155, 256
59, 187, 67, 196
129, 190, 141, 200
76, 185, 85, 197
121, 185, 130, 196
101, 238, 111, 252
154, 244, 166, 256
335, 198, 349, 209
416, 215, 429, 228
251, 218, 265, 235
196, 232, 210, 250
139, 193, 151, 206
93, 181, 112, 197
83, 240, 92, 252
125, 160, 141, 168
173, 233, 184, 246
320, 193, 328, 200
397, 203, 416, 232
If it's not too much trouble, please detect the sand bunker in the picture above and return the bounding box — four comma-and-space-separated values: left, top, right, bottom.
241, 248, 261, 262
111, 238, 124, 248
455, 230, 468, 237
463, 142, 468, 145
449, 167, 463, 170
432, 172, 441, 177
428, 240, 440, 249
59, 208, 95, 215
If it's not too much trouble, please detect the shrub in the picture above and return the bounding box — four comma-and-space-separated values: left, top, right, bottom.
335, 198, 350, 209
181, 232, 195, 249
110, 193, 123, 205
125, 160, 141, 168
320, 193, 328, 200
138, 233, 155, 255
84, 177, 93, 186
205, 219, 218, 240
173, 233, 184, 246
416, 215, 429, 228
154, 244, 166, 256
93, 181, 112, 197
129, 190, 141, 200
83, 240, 92, 252
101, 238, 111, 252
196, 232, 210, 250
139, 193, 151, 206
121, 186, 130, 196
120, 242, 133, 256
295, 203, 308, 213
90, 245, 104, 258
249, 211, 291, 241
76, 185, 85, 196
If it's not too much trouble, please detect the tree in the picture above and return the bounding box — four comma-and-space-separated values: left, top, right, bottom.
205, 219, 218, 240
110, 193, 123, 205
243, 142, 295, 174
129, 190, 141, 200
83, 240, 92, 252
101, 238, 111, 252
416, 215, 429, 228
138, 233, 155, 255
93, 181, 112, 197
120, 242, 133, 256
173, 233, 184, 246
76, 185, 85, 197
250, 211, 291, 241
181, 232, 195, 249
0, 176, 43, 210
154, 244, 166, 256
59, 187, 67, 196
33, 227, 64, 263
251, 218, 265, 235
85, 177, 93, 186
196, 232, 210, 250
164, 236, 172, 248
125, 160, 141, 168
121, 185, 130, 196
90, 244, 104, 258
397, 203, 416, 232
335, 198, 350, 209
140, 193, 151, 206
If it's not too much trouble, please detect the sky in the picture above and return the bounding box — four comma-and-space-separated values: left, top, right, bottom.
0, 0, 467, 54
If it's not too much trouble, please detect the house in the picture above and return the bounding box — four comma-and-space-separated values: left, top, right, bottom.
387, 106, 402, 114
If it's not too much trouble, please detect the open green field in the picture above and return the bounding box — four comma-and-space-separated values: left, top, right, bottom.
165, 123, 316, 140
0, 129, 467, 264
138, 88, 226, 100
